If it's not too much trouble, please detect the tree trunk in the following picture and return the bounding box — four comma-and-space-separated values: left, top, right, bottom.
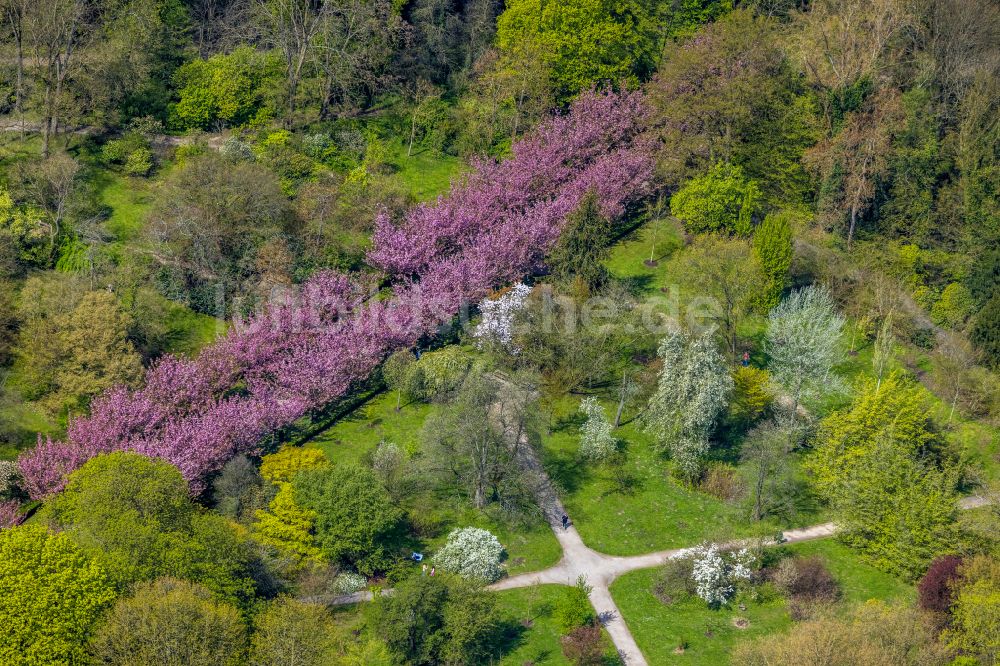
473, 481, 486, 509
42, 82, 53, 158
753, 462, 765, 521
847, 204, 858, 250
407, 111, 417, 157
614, 369, 627, 428
14, 32, 23, 119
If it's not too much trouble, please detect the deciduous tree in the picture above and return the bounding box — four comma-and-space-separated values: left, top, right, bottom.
293, 464, 401, 575
372, 574, 503, 666
41, 453, 262, 607
90, 577, 246, 666
670, 163, 761, 236
249, 597, 340, 666
765, 285, 844, 416
496, 0, 659, 99
674, 234, 764, 364
0, 525, 116, 665
644, 329, 732, 482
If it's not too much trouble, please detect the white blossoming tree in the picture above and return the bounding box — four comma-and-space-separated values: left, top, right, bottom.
0, 461, 20, 499
473, 283, 532, 352
689, 543, 759, 607
332, 572, 368, 595
434, 527, 505, 583
644, 328, 733, 482
691, 543, 733, 606
578, 397, 616, 461
766, 285, 845, 414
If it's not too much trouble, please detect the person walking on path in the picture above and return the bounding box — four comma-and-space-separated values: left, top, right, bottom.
561, 514, 569, 531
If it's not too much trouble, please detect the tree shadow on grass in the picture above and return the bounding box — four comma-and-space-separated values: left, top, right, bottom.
492, 615, 534, 662
616, 273, 657, 297
542, 448, 592, 497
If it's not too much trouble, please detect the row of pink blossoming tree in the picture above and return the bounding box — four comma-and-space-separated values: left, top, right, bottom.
7, 89, 655, 521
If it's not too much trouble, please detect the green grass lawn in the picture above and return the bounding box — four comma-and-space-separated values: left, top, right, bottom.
97, 172, 154, 243
540, 396, 785, 556
0, 393, 55, 459
604, 216, 685, 293
148, 288, 225, 357
612, 568, 791, 665
307, 391, 563, 576
385, 140, 465, 202
496, 585, 621, 665
610, 537, 913, 665
0, 133, 44, 173
779, 539, 914, 605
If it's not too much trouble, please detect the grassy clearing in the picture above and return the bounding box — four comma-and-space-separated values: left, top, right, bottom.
610, 537, 913, 664
0, 133, 43, 173
0, 394, 54, 459
779, 539, 914, 605
97, 171, 154, 244
149, 289, 224, 357
496, 585, 621, 665
307, 391, 563, 576
605, 216, 685, 294
540, 396, 781, 556
385, 139, 464, 202
611, 567, 790, 665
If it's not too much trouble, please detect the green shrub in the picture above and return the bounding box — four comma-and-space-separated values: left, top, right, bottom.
653, 557, 695, 605
124, 148, 154, 176
101, 138, 131, 163
931, 282, 973, 328
553, 580, 596, 631
102, 132, 150, 173
670, 162, 762, 235
171, 46, 279, 130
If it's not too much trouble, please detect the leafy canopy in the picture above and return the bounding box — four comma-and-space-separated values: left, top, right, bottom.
90, 577, 246, 666
293, 464, 401, 575
41, 453, 261, 608
644, 328, 733, 482
670, 163, 762, 235
0, 525, 116, 666
496, 0, 660, 100
371, 574, 503, 666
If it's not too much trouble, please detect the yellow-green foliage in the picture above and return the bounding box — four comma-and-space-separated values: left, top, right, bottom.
728, 365, 773, 427
496, 0, 660, 99
249, 597, 341, 665
0, 187, 49, 265
807, 372, 936, 497
253, 483, 322, 563
412, 346, 474, 398
171, 46, 278, 130
807, 373, 959, 579
670, 162, 762, 235
942, 555, 1000, 660
931, 282, 973, 328
254, 448, 329, 562
260, 447, 329, 484
91, 577, 245, 666
0, 525, 116, 665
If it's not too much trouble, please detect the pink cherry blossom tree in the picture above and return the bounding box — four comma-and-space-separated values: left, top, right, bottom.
18, 89, 654, 499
